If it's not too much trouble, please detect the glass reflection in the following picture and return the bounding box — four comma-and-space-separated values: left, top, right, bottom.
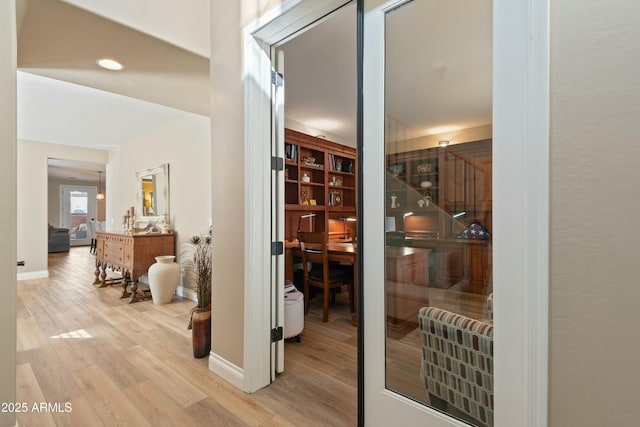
383, 1, 493, 426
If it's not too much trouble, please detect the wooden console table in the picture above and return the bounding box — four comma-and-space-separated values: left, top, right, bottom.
94, 231, 175, 303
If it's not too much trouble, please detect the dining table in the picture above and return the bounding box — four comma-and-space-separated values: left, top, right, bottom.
326, 242, 358, 326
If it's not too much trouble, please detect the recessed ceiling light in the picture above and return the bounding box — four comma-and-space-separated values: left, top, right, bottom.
96, 58, 124, 71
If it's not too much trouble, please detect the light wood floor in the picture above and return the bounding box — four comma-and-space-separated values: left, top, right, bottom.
16, 247, 486, 426
16, 247, 357, 427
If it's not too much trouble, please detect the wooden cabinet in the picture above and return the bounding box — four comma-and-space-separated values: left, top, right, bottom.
387, 151, 440, 212
385, 247, 430, 330
442, 139, 492, 232
434, 239, 491, 295
386, 139, 492, 294
95, 231, 175, 303
386, 139, 492, 237
284, 129, 357, 242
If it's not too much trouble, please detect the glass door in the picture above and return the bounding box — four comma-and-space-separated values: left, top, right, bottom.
362, 0, 549, 423
362, 0, 494, 425
60, 185, 97, 246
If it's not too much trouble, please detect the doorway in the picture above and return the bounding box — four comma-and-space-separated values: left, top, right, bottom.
59, 184, 96, 246
48, 159, 106, 249
272, 1, 358, 411
260, 2, 358, 425
246, 0, 549, 425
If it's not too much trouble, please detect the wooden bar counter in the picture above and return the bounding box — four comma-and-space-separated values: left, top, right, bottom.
94, 231, 175, 303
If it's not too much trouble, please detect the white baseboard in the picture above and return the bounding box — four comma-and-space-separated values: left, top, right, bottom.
208, 352, 245, 391
17, 270, 49, 281
176, 285, 197, 302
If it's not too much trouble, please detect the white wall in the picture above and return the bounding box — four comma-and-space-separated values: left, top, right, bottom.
17, 140, 107, 275
108, 113, 211, 290
0, 1, 17, 426
549, 0, 640, 425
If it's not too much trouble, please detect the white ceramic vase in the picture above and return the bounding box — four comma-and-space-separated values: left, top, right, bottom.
148, 255, 180, 304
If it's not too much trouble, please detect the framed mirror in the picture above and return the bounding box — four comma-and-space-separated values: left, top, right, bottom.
136, 163, 170, 224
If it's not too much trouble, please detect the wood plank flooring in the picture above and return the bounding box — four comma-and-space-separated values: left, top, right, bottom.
16, 247, 487, 426
16, 248, 357, 426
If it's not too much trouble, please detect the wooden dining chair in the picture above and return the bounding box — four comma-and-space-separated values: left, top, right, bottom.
298, 231, 353, 322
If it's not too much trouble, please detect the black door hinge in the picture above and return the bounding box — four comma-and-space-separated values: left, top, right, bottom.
271, 156, 284, 171
271, 241, 284, 256
271, 326, 283, 342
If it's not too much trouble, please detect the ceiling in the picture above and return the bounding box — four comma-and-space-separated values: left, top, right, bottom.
17, 0, 210, 116
48, 158, 104, 181
16, 0, 492, 182
279, 3, 358, 144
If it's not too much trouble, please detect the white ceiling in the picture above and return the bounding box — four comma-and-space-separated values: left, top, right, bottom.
16, 0, 492, 181
279, 3, 358, 144
17, 0, 210, 116
47, 158, 104, 182
384, 0, 492, 139
18, 71, 200, 149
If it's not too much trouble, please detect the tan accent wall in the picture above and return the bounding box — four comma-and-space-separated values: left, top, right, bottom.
0, 2, 17, 426
549, 0, 640, 425
209, 0, 285, 370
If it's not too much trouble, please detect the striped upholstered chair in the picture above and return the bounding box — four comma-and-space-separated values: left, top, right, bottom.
418, 306, 494, 426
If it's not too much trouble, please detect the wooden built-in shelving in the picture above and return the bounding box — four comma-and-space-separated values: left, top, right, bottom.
284, 129, 357, 242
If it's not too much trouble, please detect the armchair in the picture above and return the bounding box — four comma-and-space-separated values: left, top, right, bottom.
48, 225, 70, 253
418, 306, 493, 426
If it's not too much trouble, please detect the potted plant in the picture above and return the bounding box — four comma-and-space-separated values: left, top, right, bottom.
183, 227, 212, 358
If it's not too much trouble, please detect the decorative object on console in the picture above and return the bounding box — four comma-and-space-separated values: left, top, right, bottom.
148, 256, 180, 304
183, 227, 212, 358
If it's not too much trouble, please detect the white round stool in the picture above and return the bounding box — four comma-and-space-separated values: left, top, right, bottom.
284, 289, 304, 342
